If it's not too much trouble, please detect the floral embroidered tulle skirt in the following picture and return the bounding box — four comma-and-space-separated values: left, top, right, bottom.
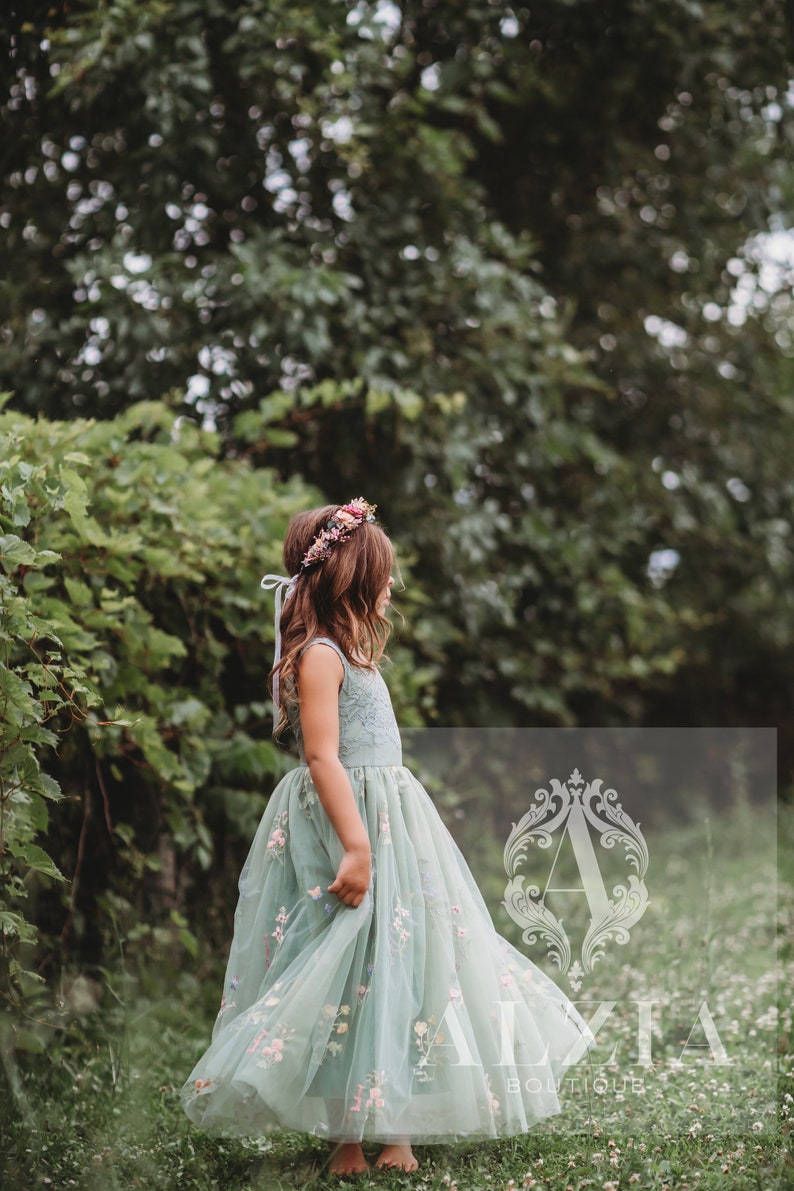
181, 764, 594, 1143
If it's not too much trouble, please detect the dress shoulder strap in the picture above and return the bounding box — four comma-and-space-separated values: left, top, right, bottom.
302, 636, 348, 667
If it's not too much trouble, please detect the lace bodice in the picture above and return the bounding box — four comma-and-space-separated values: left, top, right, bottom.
288, 637, 402, 768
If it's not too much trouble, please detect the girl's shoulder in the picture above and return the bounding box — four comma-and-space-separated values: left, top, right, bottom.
301, 636, 381, 682
300, 636, 349, 674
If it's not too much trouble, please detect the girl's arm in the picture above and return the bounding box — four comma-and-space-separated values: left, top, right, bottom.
298, 644, 371, 907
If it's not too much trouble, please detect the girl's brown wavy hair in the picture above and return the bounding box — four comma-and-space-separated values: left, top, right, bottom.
269, 504, 394, 736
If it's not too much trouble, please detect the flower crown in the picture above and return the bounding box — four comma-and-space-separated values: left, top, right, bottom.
300, 498, 377, 570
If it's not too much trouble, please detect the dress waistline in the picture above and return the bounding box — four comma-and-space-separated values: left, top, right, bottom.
297, 753, 403, 770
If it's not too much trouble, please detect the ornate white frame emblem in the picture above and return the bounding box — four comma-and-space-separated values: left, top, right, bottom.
502, 768, 649, 991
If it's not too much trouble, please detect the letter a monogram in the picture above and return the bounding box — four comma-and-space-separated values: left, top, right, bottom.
502, 769, 649, 991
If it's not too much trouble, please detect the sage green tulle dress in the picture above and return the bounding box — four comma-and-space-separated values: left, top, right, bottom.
182, 639, 594, 1143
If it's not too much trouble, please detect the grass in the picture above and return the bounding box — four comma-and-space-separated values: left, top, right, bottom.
2, 797, 792, 1191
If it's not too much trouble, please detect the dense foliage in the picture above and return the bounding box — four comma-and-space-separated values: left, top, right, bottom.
0, 404, 428, 1003
0, 405, 290, 997
2, 0, 792, 738
2, 0, 791, 422
1, 0, 793, 1018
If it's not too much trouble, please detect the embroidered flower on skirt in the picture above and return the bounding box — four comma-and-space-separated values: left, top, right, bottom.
348, 1070, 386, 1117
265, 812, 288, 862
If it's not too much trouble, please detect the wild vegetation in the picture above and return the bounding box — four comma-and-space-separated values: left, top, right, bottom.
1, 1, 792, 1186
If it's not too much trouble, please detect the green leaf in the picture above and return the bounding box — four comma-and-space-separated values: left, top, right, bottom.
9, 841, 65, 882
0, 912, 38, 943
0, 665, 34, 714
0, 534, 37, 571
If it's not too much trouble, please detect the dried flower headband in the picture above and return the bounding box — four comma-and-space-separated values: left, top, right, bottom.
299, 497, 377, 570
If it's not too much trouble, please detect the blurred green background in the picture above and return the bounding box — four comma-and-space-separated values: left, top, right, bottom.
1, 5, 792, 1176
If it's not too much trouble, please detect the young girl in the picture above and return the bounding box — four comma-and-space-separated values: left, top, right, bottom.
182, 499, 594, 1174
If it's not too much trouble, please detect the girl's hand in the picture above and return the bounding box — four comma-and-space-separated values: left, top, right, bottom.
329, 845, 371, 907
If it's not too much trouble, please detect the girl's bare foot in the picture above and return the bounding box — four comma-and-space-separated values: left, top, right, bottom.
328, 1141, 370, 1175
375, 1142, 419, 1171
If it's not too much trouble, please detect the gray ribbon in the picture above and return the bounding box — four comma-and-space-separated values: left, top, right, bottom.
260, 573, 298, 709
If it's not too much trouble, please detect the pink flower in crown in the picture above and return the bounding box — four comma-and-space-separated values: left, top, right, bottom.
342, 498, 371, 517
300, 498, 377, 570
